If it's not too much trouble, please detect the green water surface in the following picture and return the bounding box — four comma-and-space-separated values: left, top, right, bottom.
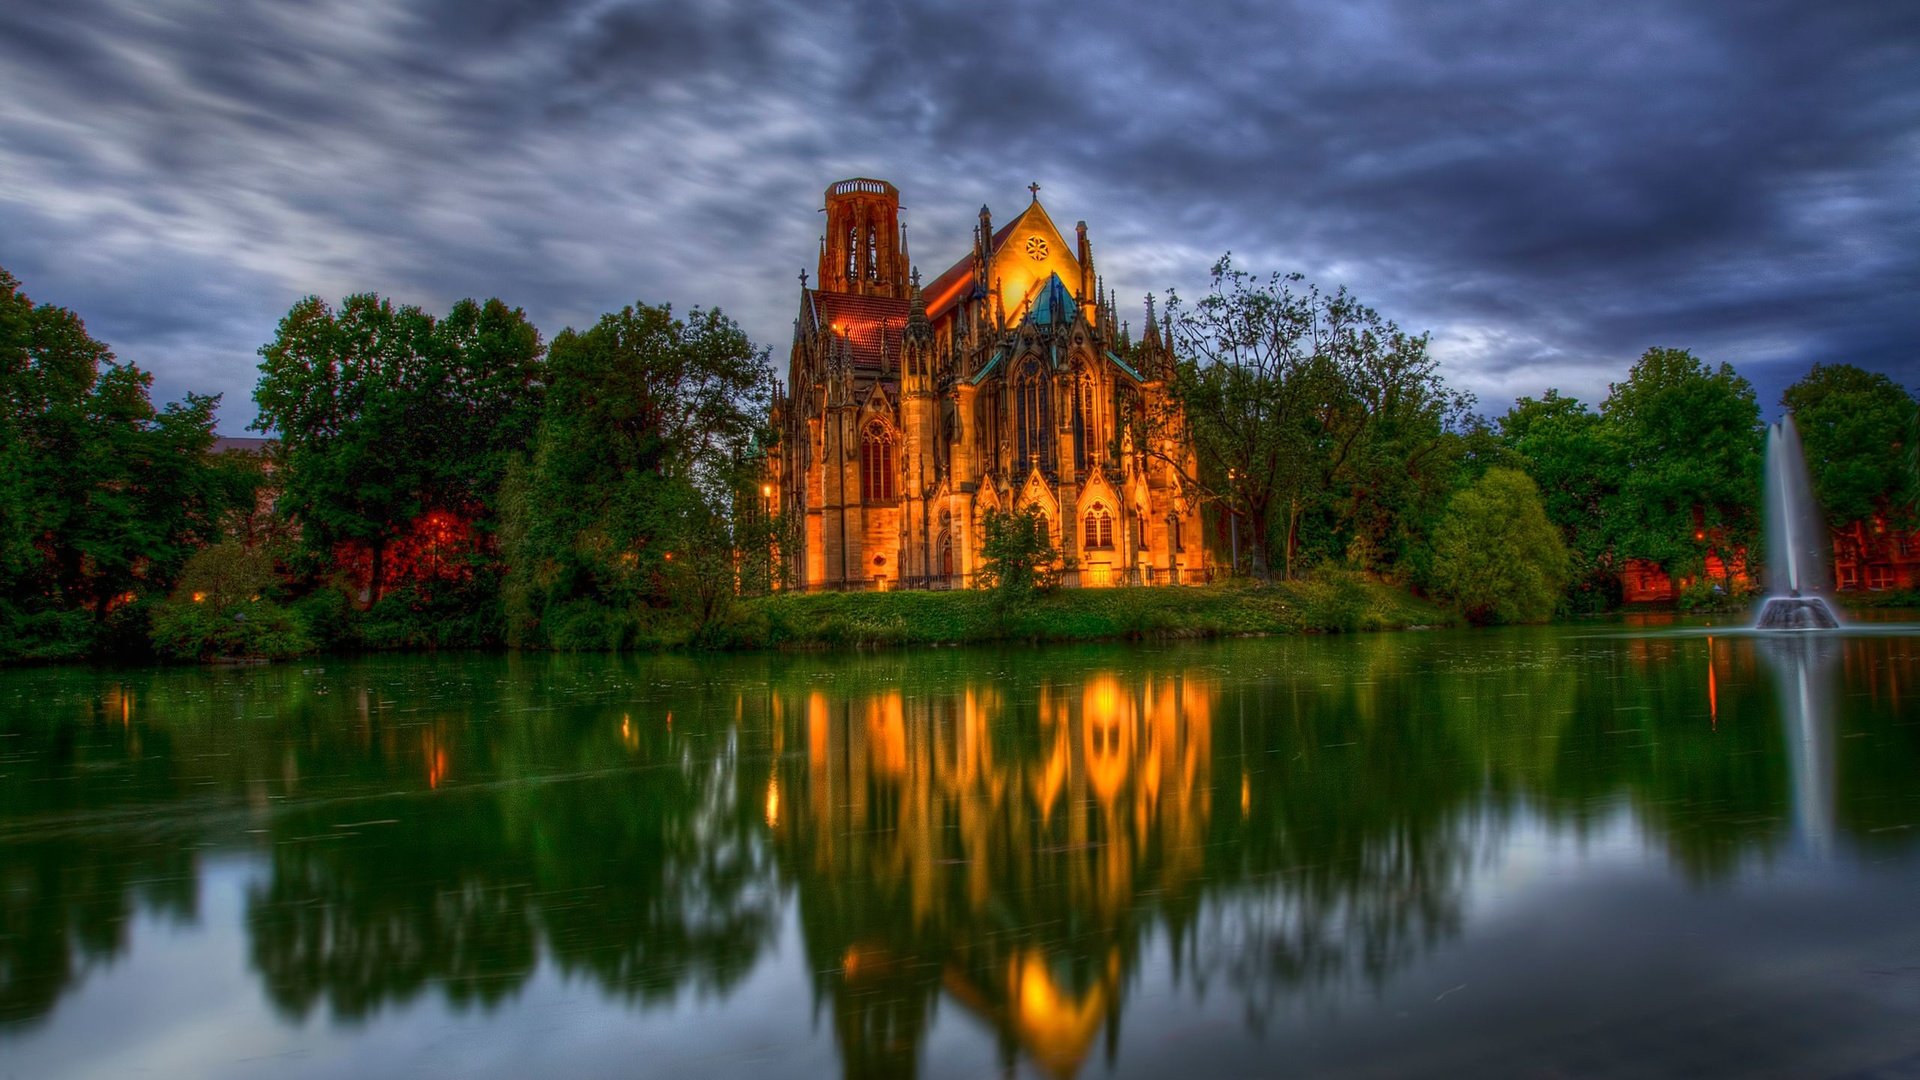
3, 621, 1918, 1078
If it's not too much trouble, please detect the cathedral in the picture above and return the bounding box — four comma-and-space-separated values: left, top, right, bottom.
769, 178, 1207, 590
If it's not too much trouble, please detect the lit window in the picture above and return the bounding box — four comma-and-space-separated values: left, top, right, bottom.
1084, 504, 1113, 549
861, 421, 895, 502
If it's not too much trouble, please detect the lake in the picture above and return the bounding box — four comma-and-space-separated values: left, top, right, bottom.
3, 621, 1918, 1078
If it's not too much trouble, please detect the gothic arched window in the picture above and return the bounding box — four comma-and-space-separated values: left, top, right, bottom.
1014, 358, 1051, 469
1084, 504, 1114, 549
1071, 367, 1103, 475
861, 420, 895, 503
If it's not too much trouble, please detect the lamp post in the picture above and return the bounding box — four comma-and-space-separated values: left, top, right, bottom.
1227, 469, 1239, 576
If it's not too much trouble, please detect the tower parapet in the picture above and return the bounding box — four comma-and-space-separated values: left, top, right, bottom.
819, 179, 908, 298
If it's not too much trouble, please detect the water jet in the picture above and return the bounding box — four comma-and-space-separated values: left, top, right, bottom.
1757, 415, 1840, 630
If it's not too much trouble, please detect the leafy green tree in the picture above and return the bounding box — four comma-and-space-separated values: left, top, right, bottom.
1, 267, 251, 656
976, 505, 1059, 597
1498, 390, 1621, 610
1600, 347, 1762, 582
502, 303, 771, 645
1430, 467, 1570, 624
1782, 363, 1919, 529
253, 293, 543, 606
1148, 256, 1458, 579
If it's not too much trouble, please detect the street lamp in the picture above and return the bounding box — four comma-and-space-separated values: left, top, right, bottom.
1227, 469, 1239, 575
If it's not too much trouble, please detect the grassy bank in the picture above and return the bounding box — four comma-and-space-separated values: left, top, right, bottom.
706, 575, 1453, 650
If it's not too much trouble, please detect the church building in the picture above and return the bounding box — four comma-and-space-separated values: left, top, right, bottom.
768, 178, 1207, 590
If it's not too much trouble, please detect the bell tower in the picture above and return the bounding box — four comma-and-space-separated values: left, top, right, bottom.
819, 178, 909, 298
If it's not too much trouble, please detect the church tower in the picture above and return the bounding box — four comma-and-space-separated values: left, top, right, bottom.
818, 179, 909, 298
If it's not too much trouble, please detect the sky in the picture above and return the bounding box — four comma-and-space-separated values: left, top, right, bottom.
2, 0, 1915, 434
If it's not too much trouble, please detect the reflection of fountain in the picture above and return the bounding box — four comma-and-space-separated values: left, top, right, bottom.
1757, 636, 1839, 856
1756, 415, 1840, 630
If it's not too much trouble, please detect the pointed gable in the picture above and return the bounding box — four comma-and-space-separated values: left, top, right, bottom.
988, 200, 1082, 329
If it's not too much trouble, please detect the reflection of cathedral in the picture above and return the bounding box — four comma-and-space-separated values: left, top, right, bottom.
771, 673, 1214, 1078
769, 178, 1208, 589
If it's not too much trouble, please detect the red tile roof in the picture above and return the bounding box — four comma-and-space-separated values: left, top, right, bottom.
809, 291, 911, 369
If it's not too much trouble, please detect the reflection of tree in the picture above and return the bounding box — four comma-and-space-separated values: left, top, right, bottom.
247, 792, 537, 1020
1190, 653, 1482, 1028
245, 673, 777, 1021
0, 687, 199, 1030
4, 629, 1919, 1056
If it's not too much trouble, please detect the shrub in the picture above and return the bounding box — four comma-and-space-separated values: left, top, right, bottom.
150, 597, 312, 661
977, 506, 1060, 599
292, 588, 356, 651
1430, 467, 1570, 624
1291, 566, 1377, 632
149, 543, 311, 661
0, 603, 97, 663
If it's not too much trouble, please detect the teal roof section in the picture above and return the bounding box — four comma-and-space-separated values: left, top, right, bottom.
1106, 349, 1143, 382
967, 345, 1011, 386
1026, 273, 1076, 326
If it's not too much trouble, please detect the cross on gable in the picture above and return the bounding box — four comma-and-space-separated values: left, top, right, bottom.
1028, 181, 1041, 201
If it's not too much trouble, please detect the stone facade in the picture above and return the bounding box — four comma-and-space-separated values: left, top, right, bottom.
769, 179, 1206, 590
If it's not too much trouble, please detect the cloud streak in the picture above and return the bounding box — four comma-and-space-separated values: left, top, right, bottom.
1, 0, 1913, 428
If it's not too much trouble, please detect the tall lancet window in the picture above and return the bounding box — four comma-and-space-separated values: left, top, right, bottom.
861, 419, 895, 503
847, 228, 859, 281
1071, 367, 1100, 475
1015, 358, 1051, 470
866, 225, 879, 281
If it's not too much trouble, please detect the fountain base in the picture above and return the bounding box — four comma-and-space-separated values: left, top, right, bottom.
1756, 596, 1840, 631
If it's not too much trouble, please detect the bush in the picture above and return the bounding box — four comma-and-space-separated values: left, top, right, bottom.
292, 588, 356, 651
358, 575, 505, 650
1430, 467, 1570, 624
150, 597, 312, 661
0, 603, 97, 663
149, 542, 312, 661
1290, 567, 1378, 632
977, 506, 1060, 599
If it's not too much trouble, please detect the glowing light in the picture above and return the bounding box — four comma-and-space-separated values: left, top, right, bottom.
1241, 772, 1250, 817
761, 484, 772, 498
424, 733, 448, 789
1707, 637, 1718, 729
191, 592, 205, 603
1008, 950, 1109, 1077
764, 773, 781, 828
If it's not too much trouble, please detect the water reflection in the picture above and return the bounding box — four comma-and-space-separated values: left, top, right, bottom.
1, 631, 1918, 1076
1759, 636, 1841, 856
774, 672, 1212, 1077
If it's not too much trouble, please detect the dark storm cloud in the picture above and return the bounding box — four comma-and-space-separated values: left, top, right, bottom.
0, 0, 1912, 431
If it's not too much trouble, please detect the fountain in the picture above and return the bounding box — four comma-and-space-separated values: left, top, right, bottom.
1755, 415, 1840, 630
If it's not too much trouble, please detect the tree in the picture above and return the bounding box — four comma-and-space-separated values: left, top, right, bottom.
1, 266, 252, 655
976, 506, 1059, 598
1430, 467, 1570, 624
1146, 256, 1457, 579
502, 302, 772, 645
1600, 347, 1762, 582
1781, 364, 1919, 529
1498, 390, 1621, 610
253, 293, 544, 606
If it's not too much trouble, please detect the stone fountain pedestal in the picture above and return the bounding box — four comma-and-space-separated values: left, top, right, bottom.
1756, 596, 1840, 630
